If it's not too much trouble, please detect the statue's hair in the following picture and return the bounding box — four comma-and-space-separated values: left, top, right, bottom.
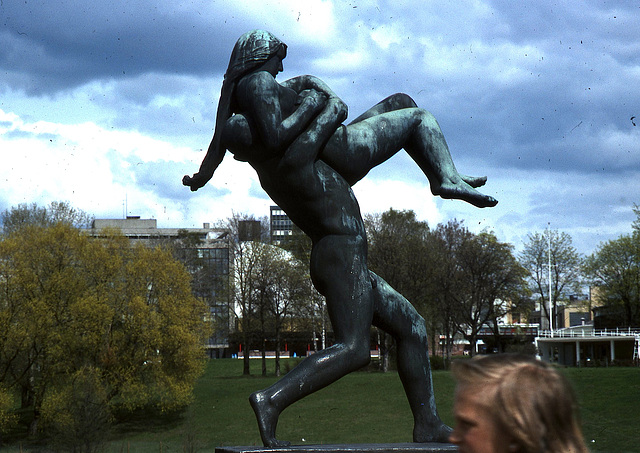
198, 30, 286, 177
225, 30, 287, 83
452, 354, 589, 453
215, 30, 286, 146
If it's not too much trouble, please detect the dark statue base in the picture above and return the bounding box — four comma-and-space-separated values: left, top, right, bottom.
216, 443, 457, 453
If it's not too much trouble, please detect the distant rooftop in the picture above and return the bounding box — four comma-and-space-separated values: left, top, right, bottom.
89, 217, 229, 244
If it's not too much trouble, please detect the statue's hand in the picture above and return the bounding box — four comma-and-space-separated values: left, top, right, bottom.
182, 172, 211, 191
297, 89, 328, 112
332, 97, 348, 123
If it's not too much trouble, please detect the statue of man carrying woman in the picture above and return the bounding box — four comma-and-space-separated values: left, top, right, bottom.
184, 30, 497, 447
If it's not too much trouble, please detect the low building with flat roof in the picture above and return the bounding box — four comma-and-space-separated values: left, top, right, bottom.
536, 326, 639, 366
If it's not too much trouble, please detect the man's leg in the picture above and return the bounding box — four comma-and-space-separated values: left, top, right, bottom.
250, 235, 374, 447
370, 272, 452, 443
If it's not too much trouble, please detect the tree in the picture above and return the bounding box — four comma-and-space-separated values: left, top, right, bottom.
253, 242, 280, 377
451, 231, 528, 355
0, 220, 209, 440
584, 233, 640, 327
430, 220, 473, 361
365, 209, 433, 370
0, 386, 16, 446
254, 244, 308, 376
365, 214, 527, 360
219, 213, 270, 375
631, 204, 640, 232
41, 366, 112, 452
429, 222, 528, 357
366, 209, 431, 302
519, 229, 583, 330
1, 201, 93, 234
275, 255, 310, 375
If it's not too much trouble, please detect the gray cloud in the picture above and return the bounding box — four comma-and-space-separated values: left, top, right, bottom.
0, 0, 245, 93
2, 0, 639, 255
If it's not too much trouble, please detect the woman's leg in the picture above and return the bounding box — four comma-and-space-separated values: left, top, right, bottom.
250, 234, 374, 447
348, 93, 418, 124
370, 272, 452, 443
322, 106, 497, 208
347, 94, 488, 190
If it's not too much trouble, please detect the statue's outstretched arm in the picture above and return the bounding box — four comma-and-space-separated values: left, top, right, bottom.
182, 133, 225, 191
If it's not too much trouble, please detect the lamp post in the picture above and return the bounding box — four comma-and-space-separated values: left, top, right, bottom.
548, 223, 554, 337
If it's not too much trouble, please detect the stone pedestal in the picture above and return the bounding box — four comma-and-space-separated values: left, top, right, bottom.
216, 443, 457, 453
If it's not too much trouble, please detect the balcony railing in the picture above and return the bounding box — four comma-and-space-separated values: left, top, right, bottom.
537, 328, 640, 338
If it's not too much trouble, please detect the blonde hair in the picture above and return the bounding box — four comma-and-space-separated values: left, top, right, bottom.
452, 354, 588, 453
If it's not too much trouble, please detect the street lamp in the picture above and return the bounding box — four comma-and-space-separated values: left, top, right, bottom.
548, 223, 554, 337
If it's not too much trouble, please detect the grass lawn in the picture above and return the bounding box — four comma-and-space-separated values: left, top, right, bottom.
568, 367, 640, 452
5, 359, 640, 452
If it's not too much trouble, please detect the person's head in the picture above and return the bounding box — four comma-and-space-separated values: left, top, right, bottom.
450, 354, 588, 453
225, 29, 287, 82
206, 30, 287, 166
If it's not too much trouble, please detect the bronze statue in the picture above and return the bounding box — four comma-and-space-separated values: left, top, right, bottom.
184, 30, 497, 447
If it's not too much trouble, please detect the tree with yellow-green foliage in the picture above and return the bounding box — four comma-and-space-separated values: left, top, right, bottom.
0, 203, 209, 445
0, 385, 17, 446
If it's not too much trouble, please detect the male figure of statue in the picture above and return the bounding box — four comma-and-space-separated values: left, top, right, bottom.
184, 30, 497, 447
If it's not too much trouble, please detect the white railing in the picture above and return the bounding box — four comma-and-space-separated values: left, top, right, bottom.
537, 328, 640, 339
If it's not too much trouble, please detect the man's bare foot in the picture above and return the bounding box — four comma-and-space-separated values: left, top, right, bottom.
413, 421, 454, 443
249, 391, 291, 448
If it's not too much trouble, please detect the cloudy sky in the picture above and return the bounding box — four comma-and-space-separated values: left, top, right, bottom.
1, 0, 638, 256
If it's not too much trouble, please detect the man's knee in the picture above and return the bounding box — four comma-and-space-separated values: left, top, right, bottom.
344, 339, 371, 370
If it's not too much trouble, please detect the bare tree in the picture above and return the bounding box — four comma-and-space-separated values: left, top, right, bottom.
430, 220, 471, 362
280, 225, 327, 354
267, 253, 308, 376
519, 230, 583, 330
218, 213, 269, 375
1, 201, 93, 234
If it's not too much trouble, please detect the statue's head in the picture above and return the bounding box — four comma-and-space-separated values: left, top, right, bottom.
210, 30, 287, 155
225, 30, 287, 82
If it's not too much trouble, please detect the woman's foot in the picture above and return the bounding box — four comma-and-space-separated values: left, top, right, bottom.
433, 178, 498, 208
460, 174, 487, 188
249, 391, 291, 448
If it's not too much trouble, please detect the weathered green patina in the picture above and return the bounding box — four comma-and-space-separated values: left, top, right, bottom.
184, 30, 497, 448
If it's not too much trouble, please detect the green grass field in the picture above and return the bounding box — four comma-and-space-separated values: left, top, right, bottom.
6, 359, 640, 452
